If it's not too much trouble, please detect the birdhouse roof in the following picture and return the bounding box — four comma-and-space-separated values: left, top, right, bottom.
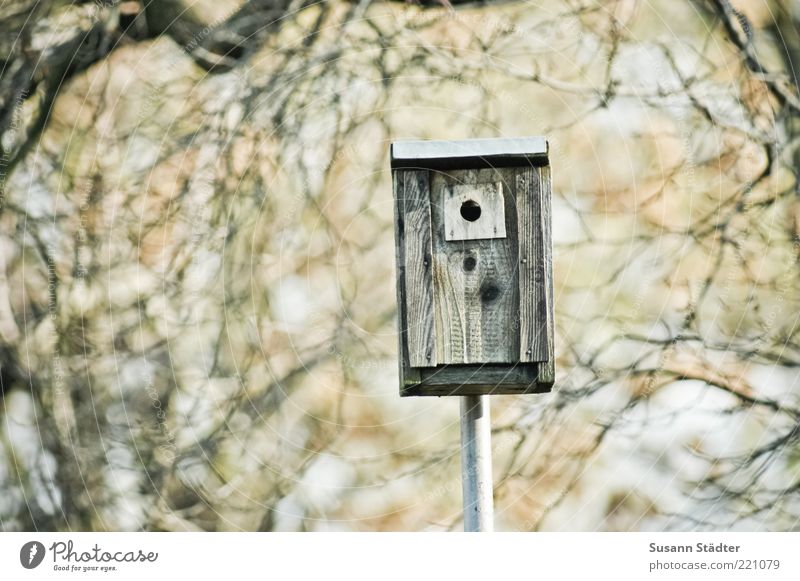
390, 137, 548, 170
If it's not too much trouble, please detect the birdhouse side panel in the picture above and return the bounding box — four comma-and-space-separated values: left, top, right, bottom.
539, 165, 555, 385
516, 166, 549, 363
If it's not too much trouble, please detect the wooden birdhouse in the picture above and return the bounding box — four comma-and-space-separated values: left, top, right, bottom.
391, 137, 554, 396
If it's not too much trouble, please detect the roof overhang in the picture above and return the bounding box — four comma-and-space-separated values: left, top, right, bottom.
390, 137, 549, 170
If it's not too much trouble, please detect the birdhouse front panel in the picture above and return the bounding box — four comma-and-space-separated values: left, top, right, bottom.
391, 138, 554, 397
430, 169, 519, 366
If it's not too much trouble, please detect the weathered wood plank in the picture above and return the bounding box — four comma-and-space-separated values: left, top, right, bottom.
393, 173, 422, 390
401, 363, 550, 396
399, 170, 437, 367
444, 181, 507, 241
430, 169, 519, 364
538, 165, 555, 385
517, 168, 549, 363
480, 176, 519, 363
418, 364, 538, 386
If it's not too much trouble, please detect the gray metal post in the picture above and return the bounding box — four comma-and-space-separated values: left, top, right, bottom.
460, 395, 494, 532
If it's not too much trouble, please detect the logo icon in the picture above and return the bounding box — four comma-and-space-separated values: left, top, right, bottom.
20, 541, 46, 569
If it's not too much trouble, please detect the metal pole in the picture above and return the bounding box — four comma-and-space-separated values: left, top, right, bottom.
460, 394, 494, 532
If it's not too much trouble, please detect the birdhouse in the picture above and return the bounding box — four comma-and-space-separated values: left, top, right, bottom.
390, 137, 554, 396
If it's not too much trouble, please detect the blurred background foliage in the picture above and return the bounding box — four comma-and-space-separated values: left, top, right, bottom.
0, 0, 799, 531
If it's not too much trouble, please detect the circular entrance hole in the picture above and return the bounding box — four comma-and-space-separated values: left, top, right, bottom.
460, 200, 481, 222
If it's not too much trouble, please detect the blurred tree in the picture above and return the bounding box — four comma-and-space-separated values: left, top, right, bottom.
0, 0, 798, 531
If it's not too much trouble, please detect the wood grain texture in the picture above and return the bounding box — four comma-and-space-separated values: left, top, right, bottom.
398, 170, 437, 367
516, 168, 549, 363
444, 181, 507, 241
402, 363, 550, 396
537, 165, 555, 385
392, 172, 422, 390
430, 168, 519, 364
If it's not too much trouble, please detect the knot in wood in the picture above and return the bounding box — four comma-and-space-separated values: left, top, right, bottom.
480, 281, 501, 303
